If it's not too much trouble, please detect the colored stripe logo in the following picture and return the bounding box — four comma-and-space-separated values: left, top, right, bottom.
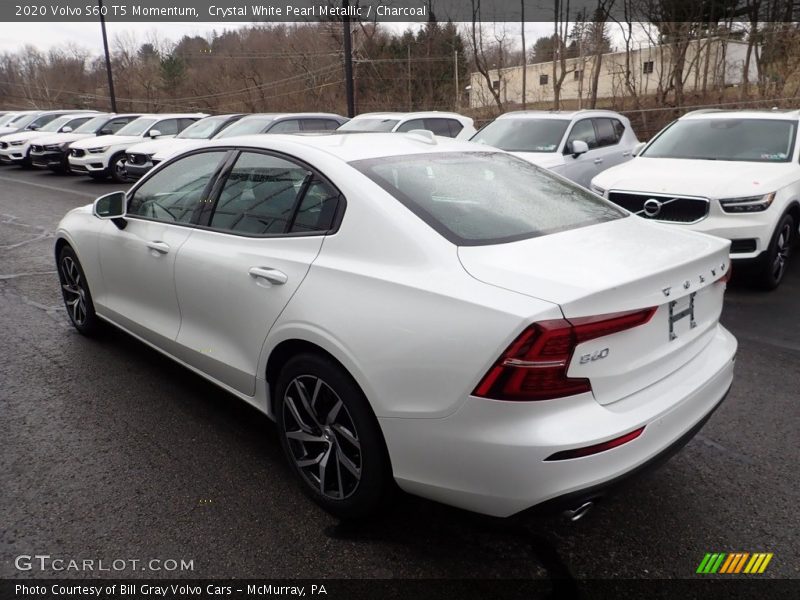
697, 552, 773, 574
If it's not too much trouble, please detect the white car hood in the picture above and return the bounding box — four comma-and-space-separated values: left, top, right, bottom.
152, 139, 206, 161
70, 134, 142, 149
0, 126, 22, 136
593, 156, 796, 199
1, 130, 49, 144
128, 137, 196, 156
34, 132, 95, 146
509, 151, 565, 170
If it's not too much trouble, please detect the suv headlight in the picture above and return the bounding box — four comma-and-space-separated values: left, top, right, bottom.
87, 146, 109, 153
719, 192, 775, 213
10, 140, 24, 146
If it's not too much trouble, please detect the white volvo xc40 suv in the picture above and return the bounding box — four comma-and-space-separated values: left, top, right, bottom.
54, 133, 736, 519
592, 109, 800, 289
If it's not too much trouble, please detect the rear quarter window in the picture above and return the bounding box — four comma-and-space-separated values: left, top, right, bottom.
351, 152, 625, 246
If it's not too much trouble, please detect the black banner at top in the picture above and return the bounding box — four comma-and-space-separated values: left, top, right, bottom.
1, 0, 799, 23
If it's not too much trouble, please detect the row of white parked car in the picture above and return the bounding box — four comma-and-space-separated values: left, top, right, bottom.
1, 106, 796, 288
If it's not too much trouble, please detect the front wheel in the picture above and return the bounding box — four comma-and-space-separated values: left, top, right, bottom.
110, 153, 129, 183
275, 353, 392, 519
57, 246, 101, 335
755, 213, 794, 290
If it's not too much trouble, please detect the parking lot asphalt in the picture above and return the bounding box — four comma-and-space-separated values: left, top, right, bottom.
1, 166, 798, 582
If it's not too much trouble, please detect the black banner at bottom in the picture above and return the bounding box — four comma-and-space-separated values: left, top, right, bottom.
1, 579, 799, 600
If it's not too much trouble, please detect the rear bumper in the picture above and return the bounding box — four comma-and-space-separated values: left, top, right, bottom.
379, 324, 737, 517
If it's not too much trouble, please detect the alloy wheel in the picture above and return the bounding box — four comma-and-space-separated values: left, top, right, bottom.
772, 222, 791, 282
60, 256, 87, 325
113, 156, 127, 181
282, 375, 362, 500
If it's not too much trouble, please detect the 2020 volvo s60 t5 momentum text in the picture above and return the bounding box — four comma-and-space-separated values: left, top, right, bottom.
55, 132, 737, 519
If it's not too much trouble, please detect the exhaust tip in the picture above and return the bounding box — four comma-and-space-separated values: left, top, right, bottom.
562, 501, 594, 522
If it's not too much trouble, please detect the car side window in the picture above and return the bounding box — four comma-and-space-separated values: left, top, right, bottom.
448, 120, 465, 137
209, 152, 311, 235
422, 118, 460, 137
300, 119, 338, 132
611, 119, 626, 141
593, 118, 618, 147
178, 118, 198, 132
67, 117, 92, 129
268, 119, 301, 133
127, 151, 226, 224
564, 119, 598, 153
152, 119, 179, 136
290, 179, 341, 233
396, 119, 425, 133
107, 118, 132, 133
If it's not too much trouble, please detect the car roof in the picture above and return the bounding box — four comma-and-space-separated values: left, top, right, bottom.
680, 108, 800, 121
236, 112, 346, 120
134, 113, 207, 119
202, 131, 489, 163
497, 109, 626, 120
353, 111, 470, 121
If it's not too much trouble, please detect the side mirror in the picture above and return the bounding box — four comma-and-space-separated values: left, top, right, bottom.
93, 191, 127, 229
28, 124, 40, 131
98, 128, 112, 136
60, 126, 73, 133
570, 139, 589, 157
632, 141, 647, 157
148, 129, 162, 138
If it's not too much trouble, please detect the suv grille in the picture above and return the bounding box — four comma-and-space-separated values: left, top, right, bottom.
0, 142, 7, 149
31, 144, 43, 152
608, 192, 709, 223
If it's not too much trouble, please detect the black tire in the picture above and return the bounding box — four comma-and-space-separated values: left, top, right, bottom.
755, 213, 794, 290
109, 153, 129, 183
275, 353, 392, 519
57, 245, 101, 336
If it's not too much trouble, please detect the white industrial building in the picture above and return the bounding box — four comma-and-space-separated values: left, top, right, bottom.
468, 38, 759, 108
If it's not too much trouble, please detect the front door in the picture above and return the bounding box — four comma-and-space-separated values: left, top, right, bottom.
96, 150, 229, 345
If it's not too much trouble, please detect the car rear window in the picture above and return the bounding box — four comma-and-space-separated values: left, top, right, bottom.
351, 151, 625, 246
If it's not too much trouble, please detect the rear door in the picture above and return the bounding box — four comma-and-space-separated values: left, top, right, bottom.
172, 150, 342, 396
561, 118, 603, 187
591, 117, 629, 171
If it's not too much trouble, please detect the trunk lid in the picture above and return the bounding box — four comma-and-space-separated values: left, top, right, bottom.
458, 216, 731, 405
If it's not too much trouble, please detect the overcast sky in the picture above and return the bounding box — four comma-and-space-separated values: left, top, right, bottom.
0, 21, 559, 55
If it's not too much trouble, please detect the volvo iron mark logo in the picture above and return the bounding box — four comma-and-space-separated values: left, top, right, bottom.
643, 198, 663, 218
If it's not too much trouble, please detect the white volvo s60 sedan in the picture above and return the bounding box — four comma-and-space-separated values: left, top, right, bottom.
54, 132, 737, 519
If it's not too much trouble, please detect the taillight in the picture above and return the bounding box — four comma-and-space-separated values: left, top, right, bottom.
473, 307, 656, 401
717, 262, 732, 284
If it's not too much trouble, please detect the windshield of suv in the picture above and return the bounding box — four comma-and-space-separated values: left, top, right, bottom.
338, 118, 400, 132
215, 116, 273, 138
0, 113, 19, 126
73, 115, 109, 133
178, 116, 229, 139
116, 118, 157, 136
39, 116, 73, 133
352, 151, 625, 245
9, 113, 40, 129
471, 119, 570, 152
642, 118, 797, 162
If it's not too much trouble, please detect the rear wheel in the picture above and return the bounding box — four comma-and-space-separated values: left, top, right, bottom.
755, 213, 794, 290
57, 246, 101, 336
275, 353, 391, 519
